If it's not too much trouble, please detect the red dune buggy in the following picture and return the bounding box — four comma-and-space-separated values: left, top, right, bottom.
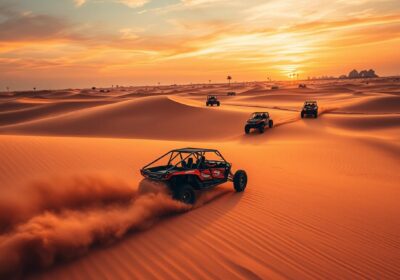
140, 148, 247, 204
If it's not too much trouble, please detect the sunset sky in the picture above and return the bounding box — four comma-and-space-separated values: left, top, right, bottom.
0, 0, 399, 90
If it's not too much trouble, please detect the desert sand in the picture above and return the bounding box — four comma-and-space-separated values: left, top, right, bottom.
0, 78, 399, 279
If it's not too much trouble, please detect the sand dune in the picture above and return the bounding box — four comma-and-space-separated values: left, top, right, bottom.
1, 96, 250, 140
324, 114, 400, 130
0, 101, 44, 114
339, 95, 400, 113
0, 100, 115, 126
0, 79, 399, 279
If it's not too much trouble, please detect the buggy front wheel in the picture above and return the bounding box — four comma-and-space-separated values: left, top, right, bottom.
233, 170, 247, 192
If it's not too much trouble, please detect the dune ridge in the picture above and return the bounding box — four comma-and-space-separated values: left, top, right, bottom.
0, 96, 250, 140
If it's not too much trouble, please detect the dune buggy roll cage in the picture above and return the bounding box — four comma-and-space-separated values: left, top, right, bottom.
304, 101, 317, 105
141, 148, 228, 171
251, 112, 269, 118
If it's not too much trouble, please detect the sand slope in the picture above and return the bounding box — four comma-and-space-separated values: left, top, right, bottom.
0, 78, 399, 279
1, 96, 252, 140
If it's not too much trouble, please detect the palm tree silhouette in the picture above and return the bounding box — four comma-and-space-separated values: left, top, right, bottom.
227, 76, 232, 86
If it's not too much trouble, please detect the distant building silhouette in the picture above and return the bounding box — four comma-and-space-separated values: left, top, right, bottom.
342, 69, 378, 79
362, 69, 378, 78
348, 69, 359, 79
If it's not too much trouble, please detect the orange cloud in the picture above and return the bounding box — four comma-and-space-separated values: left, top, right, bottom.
1, 1, 399, 89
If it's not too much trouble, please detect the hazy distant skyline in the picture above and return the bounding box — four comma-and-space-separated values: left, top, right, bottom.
1, 0, 399, 90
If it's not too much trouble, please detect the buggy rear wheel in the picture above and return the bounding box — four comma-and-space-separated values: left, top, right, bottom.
173, 184, 195, 204
269, 119, 273, 128
233, 170, 247, 192
301, 112, 304, 118
245, 126, 250, 134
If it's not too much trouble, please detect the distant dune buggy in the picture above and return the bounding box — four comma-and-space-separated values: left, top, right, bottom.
206, 95, 220, 106
140, 148, 247, 204
245, 112, 273, 134
301, 100, 318, 118
227, 91, 236, 96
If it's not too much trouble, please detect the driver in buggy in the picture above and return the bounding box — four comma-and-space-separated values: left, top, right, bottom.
196, 155, 205, 169
253, 112, 266, 119
196, 155, 219, 169
181, 154, 219, 170
181, 157, 194, 169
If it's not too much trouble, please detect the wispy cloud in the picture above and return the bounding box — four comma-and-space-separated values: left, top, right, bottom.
117, 0, 149, 8
74, 0, 149, 8
1, 0, 400, 89
0, 12, 71, 41
73, 0, 86, 7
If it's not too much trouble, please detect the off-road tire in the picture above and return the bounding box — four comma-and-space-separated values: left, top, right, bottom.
259, 125, 265, 133
173, 184, 195, 204
233, 170, 247, 192
269, 119, 273, 128
245, 126, 250, 134
301, 112, 304, 118
314, 112, 318, 118
217, 102, 220, 106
